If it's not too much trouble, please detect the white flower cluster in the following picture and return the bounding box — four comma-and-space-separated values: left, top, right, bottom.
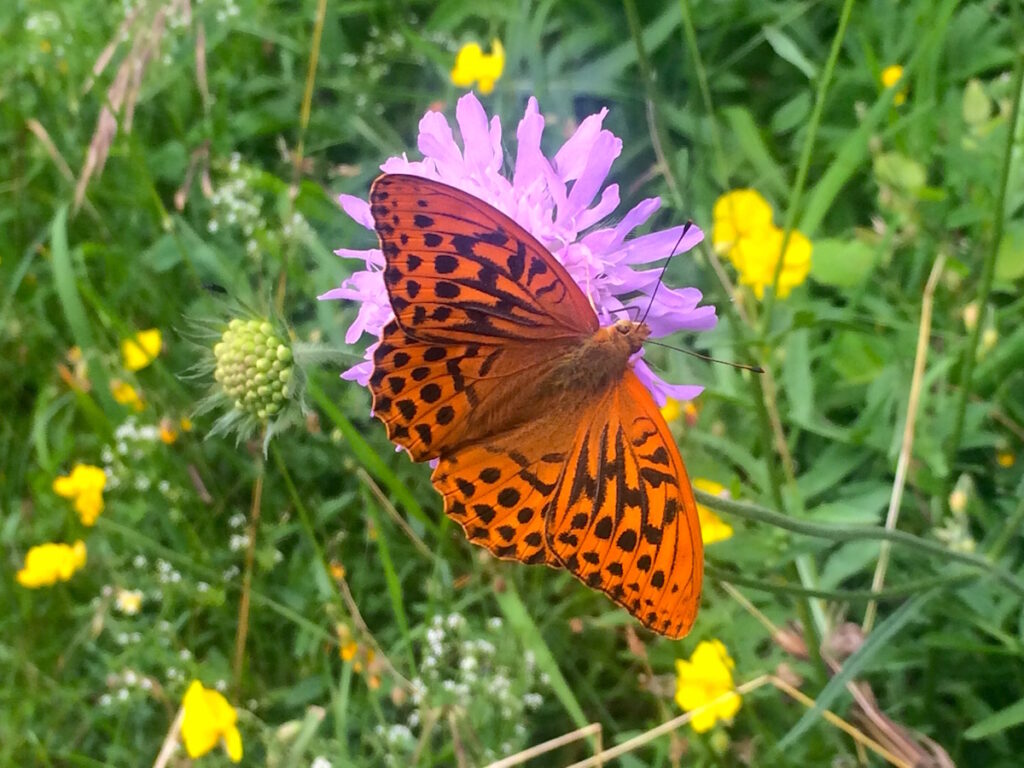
387, 612, 545, 763
373, 724, 417, 767
208, 154, 261, 232
98, 667, 155, 707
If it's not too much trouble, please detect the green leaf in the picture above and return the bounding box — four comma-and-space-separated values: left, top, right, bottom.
995, 222, 1024, 283
873, 151, 927, 191
721, 106, 790, 198
810, 238, 877, 287
965, 697, 1024, 740
962, 78, 992, 125
763, 25, 818, 79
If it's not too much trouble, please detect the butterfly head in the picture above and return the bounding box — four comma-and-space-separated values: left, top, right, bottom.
610, 318, 651, 356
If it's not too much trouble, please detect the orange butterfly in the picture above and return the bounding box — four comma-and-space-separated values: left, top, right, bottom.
367, 173, 703, 638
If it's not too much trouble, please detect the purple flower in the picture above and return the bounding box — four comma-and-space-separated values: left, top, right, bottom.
320, 93, 717, 405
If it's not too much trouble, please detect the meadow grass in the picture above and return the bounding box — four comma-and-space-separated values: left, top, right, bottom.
2, 0, 1023, 765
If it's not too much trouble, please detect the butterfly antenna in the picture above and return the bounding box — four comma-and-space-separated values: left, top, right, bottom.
640, 221, 693, 325
646, 339, 764, 373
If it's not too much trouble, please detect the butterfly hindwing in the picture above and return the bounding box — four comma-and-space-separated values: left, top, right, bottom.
431, 423, 578, 566
545, 371, 703, 639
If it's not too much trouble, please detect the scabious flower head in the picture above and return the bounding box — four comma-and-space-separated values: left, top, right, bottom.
53, 463, 107, 526
450, 39, 505, 95
121, 328, 162, 371
213, 318, 294, 421
693, 478, 734, 545
16, 540, 87, 588
181, 680, 243, 762
675, 639, 741, 733
322, 93, 717, 406
881, 64, 907, 106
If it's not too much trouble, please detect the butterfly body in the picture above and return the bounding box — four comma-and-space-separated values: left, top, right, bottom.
366, 173, 703, 638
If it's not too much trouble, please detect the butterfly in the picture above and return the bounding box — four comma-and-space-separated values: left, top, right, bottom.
366, 173, 703, 638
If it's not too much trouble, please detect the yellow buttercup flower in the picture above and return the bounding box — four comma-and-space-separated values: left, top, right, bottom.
450, 39, 505, 95
997, 450, 1015, 468
16, 540, 87, 588
181, 680, 243, 763
881, 64, 907, 106
111, 379, 145, 411
730, 225, 812, 299
675, 640, 741, 733
712, 189, 774, 256
121, 328, 162, 371
115, 588, 144, 615
693, 479, 734, 545
53, 464, 107, 526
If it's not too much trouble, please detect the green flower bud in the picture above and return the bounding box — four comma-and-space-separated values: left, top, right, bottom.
213, 318, 294, 420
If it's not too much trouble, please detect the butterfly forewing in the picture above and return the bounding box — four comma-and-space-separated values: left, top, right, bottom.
370, 174, 598, 344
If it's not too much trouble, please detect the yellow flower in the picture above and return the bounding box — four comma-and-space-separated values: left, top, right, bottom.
675, 640, 741, 733
159, 418, 179, 444
16, 540, 87, 588
180, 416, 194, 432
53, 464, 107, 526
661, 398, 681, 422
712, 189, 774, 256
997, 450, 1015, 468
450, 39, 505, 95
881, 64, 907, 106
693, 479, 734, 545
181, 680, 243, 763
111, 379, 145, 411
730, 226, 812, 299
121, 328, 162, 371
115, 588, 144, 615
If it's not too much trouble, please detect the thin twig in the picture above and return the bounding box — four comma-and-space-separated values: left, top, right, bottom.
564, 676, 771, 768
862, 253, 945, 633
151, 704, 185, 768
768, 676, 913, 768
233, 452, 265, 692
356, 467, 434, 559
485, 724, 603, 768
336, 575, 412, 690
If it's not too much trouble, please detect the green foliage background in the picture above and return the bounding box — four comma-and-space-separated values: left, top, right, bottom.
2, 0, 1023, 765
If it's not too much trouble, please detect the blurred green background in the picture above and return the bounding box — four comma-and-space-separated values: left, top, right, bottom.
2, 0, 1023, 765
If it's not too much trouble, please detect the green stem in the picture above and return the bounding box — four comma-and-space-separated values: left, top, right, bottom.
678, 0, 728, 187
275, 0, 328, 313
759, 0, 856, 336
622, 0, 684, 208
945, 43, 1024, 493
706, 563, 978, 602
698, 490, 1024, 598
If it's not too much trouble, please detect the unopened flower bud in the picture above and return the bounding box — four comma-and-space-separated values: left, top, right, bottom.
214, 318, 293, 420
